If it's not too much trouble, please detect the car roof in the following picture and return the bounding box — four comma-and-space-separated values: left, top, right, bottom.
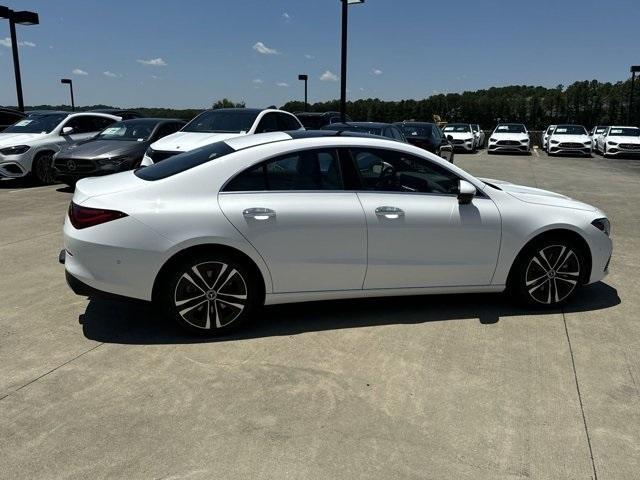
325, 122, 391, 128
26, 110, 69, 116
395, 121, 436, 126
223, 129, 388, 151
294, 111, 341, 117
445, 123, 469, 126
118, 118, 184, 124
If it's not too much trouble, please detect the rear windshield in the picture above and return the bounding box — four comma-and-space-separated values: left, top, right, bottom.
135, 141, 234, 180
398, 124, 435, 137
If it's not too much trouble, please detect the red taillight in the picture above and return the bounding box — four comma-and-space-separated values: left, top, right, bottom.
68, 202, 128, 229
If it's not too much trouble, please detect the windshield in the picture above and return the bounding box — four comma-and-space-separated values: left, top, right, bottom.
443, 124, 470, 133
183, 110, 259, 133
546, 126, 556, 134
97, 120, 155, 141
398, 124, 435, 137
494, 124, 526, 134
323, 124, 383, 136
4, 114, 68, 134
594, 127, 607, 134
554, 125, 587, 135
608, 127, 640, 137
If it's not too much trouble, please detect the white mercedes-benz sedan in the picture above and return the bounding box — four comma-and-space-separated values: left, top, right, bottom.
595, 126, 640, 157
61, 131, 612, 335
547, 125, 592, 156
140, 108, 303, 166
442, 123, 476, 152
487, 123, 530, 153
541, 124, 556, 151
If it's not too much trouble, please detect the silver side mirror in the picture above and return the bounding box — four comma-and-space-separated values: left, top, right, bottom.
458, 180, 476, 205
61, 126, 74, 135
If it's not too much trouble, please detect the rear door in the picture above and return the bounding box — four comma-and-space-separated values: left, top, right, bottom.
218, 147, 367, 293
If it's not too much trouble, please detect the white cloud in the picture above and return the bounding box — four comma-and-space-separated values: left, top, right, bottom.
304, 54, 314, 59
252, 78, 263, 84
372, 68, 383, 76
103, 71, 117, 77
320, 70, 339, 82
282, 12, 291, 20
0, 37, 36, 48
137, 57, 167, 66
276, 82, 290, 87
72, 68, 88, 76
253, 41, 279, 55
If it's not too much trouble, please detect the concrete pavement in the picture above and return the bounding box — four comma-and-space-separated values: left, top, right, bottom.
0, 150, 637, 479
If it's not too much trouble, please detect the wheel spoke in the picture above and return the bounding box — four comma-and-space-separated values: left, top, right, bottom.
181, 273, 205, 294
216, 299, 244, 311
528, 278, 549, 295
538, 250, 553, 270
526, 274, 548, 287
175, 293, 205, 307
179, 298, 208, 317
191, 265, 212, 290
216, 268, 238, 291
217, 292, 247, 303
214, 301, 222, 329
555, 249, 575, 271
212, 263, 228, 290
552, 246, 566, 269
553, 279, 560, 303
556, 276, 578, 286
531, 256, 549, 273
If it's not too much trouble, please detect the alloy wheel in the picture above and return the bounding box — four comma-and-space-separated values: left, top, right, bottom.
174, 261, 248, 329
34, 154, 55, 184
524, 245, 580, 305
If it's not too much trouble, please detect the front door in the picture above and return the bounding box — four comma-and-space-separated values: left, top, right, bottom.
218, 148, 367, 293
348, 147, 501, 289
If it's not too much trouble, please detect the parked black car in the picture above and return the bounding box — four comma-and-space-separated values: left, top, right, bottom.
394, 121, 454, 162
321, 122, 407, 142
52, 118, 184, 186
0, 107, 26, 131
89, 109, 144, 120
295, 111, 352, 129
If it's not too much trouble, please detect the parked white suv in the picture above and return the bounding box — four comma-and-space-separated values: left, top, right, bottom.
596, 126, 640, 157
0, 111, 120, 183
442, 123, 475, 152
141, 108, 303, 165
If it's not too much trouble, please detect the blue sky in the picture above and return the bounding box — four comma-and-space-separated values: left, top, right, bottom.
1, 0, 639, 109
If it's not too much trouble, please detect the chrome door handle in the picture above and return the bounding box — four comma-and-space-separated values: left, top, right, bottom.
375, 206, 404, 218
243, 208, 276, 220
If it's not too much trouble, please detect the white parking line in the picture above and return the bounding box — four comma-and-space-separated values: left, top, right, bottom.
533, 147, 540, 157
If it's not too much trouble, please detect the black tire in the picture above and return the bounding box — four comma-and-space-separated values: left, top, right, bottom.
31, 152, 56, 185
159, 252, 261, 335
509, 236, 585, 307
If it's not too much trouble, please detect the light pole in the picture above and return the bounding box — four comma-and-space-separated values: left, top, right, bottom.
298, 74, 308, 111
61, 78, 75, 111
339, 0, 364, 123
0, 6, 39, 112
629, 66, 640, 125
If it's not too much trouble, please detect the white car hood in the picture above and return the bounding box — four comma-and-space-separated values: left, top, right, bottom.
549, 134, 590, 143
481, 178, 597, 211
491, 133, 528, 142
443, 131, 473, 140
150, 131, 244, 152
609, 136, 640, 144
0, 132, 47, 147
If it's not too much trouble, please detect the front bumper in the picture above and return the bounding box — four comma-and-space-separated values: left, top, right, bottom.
451, 141, 474, 151
548, 145, 591, 155
604, 144, 640, 156
0, 160, 28, 178
488, 143, 529, 152
53, 158, 136, 181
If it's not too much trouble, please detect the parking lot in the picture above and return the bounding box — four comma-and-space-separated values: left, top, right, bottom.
0, 148, 638, 479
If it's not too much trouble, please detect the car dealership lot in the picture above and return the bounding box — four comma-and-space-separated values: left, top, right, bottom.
0, 150, 638, 479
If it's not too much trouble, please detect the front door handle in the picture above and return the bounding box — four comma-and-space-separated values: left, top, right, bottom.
243, 207, 276, 220
375, 206, 404, 219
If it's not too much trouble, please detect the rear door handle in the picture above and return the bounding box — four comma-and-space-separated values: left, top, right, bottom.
375, 206, 404, 219
243, 207, 276, 220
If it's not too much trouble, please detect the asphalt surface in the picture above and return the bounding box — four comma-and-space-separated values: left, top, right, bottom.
0, 148, 638, 479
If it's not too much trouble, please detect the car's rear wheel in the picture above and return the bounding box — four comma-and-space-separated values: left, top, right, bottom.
160, 253, 259, 335
32, 152, 56, 185
510, 238, 585, 307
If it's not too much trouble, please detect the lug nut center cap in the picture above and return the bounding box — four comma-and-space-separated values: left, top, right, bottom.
206, 290, 217, 300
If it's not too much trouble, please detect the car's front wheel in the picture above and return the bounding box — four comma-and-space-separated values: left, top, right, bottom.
160, 253, 260, 335
32, 152, 56, 185
510, 238, 585, 307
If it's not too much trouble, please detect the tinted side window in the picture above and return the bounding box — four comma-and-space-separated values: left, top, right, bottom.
92, 116, 117, 130
63, 116, 98, 134
277, 113, 300, 131
350, 148, 459, 194
255, 113, 279, 133
224, 149, 343, 192
390, 127, 405, 142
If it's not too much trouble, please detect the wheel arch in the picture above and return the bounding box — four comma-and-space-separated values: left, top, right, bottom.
29, 148, 57, 172
152, 243, 268, 305
506, 228, 593, 287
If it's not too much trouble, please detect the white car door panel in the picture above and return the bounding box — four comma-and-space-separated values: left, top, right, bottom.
219, 192, 367, 293
358, 193, 501, 289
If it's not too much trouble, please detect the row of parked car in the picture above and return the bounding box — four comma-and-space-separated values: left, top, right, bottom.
541, 123, 640, 157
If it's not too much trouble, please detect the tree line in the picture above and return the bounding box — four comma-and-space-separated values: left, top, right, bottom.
9, 78, 637, 130
282, 79, 638, 130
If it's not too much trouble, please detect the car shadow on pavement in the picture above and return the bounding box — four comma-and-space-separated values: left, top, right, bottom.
80, 281, 620, 345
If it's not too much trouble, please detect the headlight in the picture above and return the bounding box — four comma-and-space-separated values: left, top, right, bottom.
489, 138, 497, 142
584, 141, 591, 145
550, 140, 559, 144
0, 145, 30, 155
607, 141, 617, 146
521, 139, 529, 143
591, 218, 610, 236
465, 138, 473, 142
